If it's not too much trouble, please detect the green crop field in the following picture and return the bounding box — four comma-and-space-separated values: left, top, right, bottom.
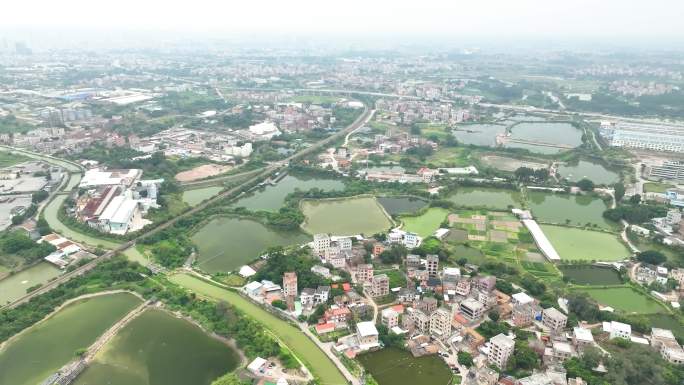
401, 208, 449, 238
576, 286, 665, 314
643, 182, 675, 193
540, 225, 630, 261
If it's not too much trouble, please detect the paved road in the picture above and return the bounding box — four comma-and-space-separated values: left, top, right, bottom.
597, 187, 639, 254
343, 110, 375, 147
363, 291, 379, 323
1, 106, 375, 311
299, 323, 361, 385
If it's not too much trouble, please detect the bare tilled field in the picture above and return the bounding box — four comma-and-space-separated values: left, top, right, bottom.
174, 164, 233, 182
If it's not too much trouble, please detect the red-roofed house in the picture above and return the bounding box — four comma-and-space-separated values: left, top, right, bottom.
315, 322, 336, 335
417, 167, 438, 183
391, 304, 405, 314
324, 307, 352, 324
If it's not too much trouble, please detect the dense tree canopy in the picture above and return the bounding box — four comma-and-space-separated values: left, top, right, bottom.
636, 250, 667, 265
577, 178, 595, 192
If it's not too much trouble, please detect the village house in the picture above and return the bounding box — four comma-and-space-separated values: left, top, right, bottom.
541, 307, 567, 333
356, 322, 380, 349
460, 298, 485, 321
381, 307, 400, 328
488, 333, 515, 369
369, 274, 389, 297
572, 327, 595, 350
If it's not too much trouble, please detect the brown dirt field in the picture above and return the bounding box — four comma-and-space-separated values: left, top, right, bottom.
174, 164, 232, 182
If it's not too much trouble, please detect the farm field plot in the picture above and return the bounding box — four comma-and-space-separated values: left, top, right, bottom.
644, 182, 675, 193
540, 225, 629, 261
175, 164, 232, 182
447, 187, 522, 209
576, 286, 665, 314
521, 261, 559, 280
401, 208, 449, 237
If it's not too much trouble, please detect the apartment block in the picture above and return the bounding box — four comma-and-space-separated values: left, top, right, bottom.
371, 274, 389, 297
282, 271, 297, 298
542, 307, 567, 332
460, 298, 485, 321
488, 333, 515, 369
426, 254, 439, 278
429, 307, 452, 339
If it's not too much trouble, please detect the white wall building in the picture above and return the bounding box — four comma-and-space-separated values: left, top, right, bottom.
603, 321, 631, 340
488, 333, 515, 369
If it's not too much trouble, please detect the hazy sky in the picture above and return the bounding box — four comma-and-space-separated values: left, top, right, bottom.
2, 0, 683, 41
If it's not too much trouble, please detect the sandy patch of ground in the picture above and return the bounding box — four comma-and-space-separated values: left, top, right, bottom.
489, 230, 509, 243
175, 164, 233, 182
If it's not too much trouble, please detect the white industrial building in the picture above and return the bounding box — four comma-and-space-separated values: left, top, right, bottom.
645, 160, 684, 182
79, 168, 142, 188
248, 121, 281, 141
95, 195, 148, 235
600, 121, 684, 153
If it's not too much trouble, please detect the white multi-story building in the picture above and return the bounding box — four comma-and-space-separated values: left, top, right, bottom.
404, 232, 421, 248
666, 209, 682, 225
300, 288, 316, 307
335, 236, 352, 250
356, 322, 379, 348
603, 321, 631, 340
407, 308, 430, 333
511, 292, 535, 306
651, 328, 684, 365
542, 307, 568, 333
381, 308, 400, 328
429, 307, 452, 339
488, 333, 515, 369
313, 233, 331, 256
600, 121, 684, 153
460, 298, 485, 321
311, 265, 331, 278
645, 160, 684, 182
314, 286, 330, 303
573, 327, 595, 349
